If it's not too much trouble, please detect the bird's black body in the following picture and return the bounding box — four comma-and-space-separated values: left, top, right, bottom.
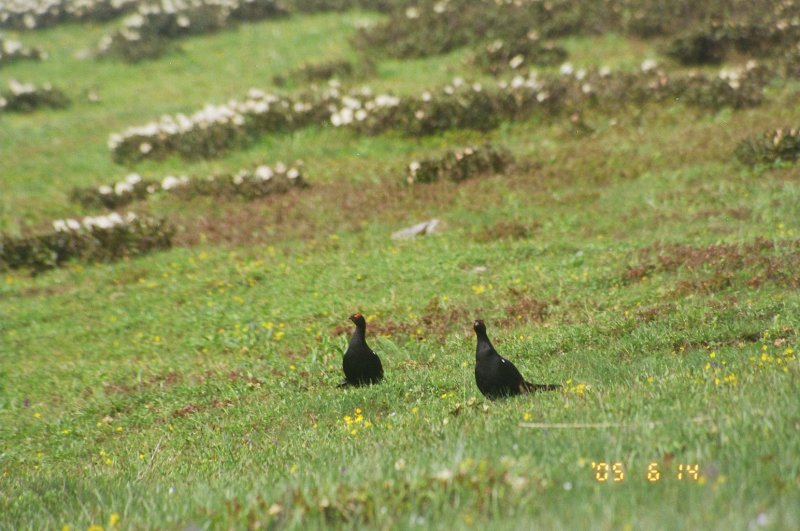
341, 313, 384, 387
473, 320, 560, 399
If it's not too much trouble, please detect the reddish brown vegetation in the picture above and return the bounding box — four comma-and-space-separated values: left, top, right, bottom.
625, 238, 800, 294
171, 398, 234, 418
103, 371, 181, 395
330, 290, 551, 342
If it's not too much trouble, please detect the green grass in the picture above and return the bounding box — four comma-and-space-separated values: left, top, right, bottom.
2, 7, 800, 530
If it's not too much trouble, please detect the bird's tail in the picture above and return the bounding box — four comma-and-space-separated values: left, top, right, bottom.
521, 381, 561, 393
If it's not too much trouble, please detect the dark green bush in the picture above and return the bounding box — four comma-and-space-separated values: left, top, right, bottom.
0, 214, 174, 274
0, 80, 69, 113
473, 35, 568, 75
406, 145, 513, 184
735, 128, 800, 166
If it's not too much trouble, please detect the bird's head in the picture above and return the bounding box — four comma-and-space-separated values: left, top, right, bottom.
349, 312, 366, 328
473, 319, 487, 335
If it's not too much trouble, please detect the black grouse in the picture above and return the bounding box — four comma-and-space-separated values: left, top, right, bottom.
473, 319, 560, 399
340, 313, 384, 387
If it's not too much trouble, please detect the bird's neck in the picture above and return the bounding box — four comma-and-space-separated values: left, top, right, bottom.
475, 333, 495, 358
350, 326, 366, 345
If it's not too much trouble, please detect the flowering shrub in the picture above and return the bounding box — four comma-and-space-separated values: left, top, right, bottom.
70, 162, 306, 208
355, 0, 605, 59
170, 161, 307, 199
273, 58, 376, 86
0, 79, 69, 113
666, 20, 800, 65
98, 0, 287, 62
406, 144, 513, 184
735, 128, 800, 166
473, 34, 567, 75
0, 213, 173, 274
110, 62, 768, 161
0, 0, 140, 30
109, 84, 353, 162
70, 173, 157, 209
0, 36, 46, 67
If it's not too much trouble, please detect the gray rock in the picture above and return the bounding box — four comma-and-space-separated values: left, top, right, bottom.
391, 218, 441, 240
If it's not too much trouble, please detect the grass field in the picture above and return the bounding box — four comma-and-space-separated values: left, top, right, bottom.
2, 3, 800, 529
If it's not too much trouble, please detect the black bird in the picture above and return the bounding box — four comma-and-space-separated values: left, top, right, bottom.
340, 313, 384, 387
473, 319, 560, 399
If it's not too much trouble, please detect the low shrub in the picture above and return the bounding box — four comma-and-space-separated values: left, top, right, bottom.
406, 144, 513, 184
70, 163, 306, 208
0, 36, 47, 67
0, 79, 69, 113
473, 34, 568, 75
0, 0, 139, 30
98, 0, 288, 62
0, 213, 174, 274
273, 58, 376, 86
735, 127, 800, 166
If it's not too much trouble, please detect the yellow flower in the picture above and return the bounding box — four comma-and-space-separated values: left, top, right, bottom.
471, 284, 486, 295
33, 412, 42, 419
709, 352, 716, 359
87, 525, 103, 531
522, 412, 532, 422
109, 513, 120, 527
273, 331, 285, 341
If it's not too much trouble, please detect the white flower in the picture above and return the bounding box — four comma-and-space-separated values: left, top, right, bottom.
125, 173, 142, 185
125, 212, 138, 223
53, 219, 68, 232
99, 185, 113, 195
66, 219, 81, 231
409, 161, 421, 173
641, 59, 658, 73
355, 109, 367, 121
405, 7, 420, 18
421, 91, 432, 102
114, 181, 133, 195
559, 62, 574, 76
255, 165, 273, 181
275, 162, 287, 173
161, 175, 182, 190
176, 15, 190, 28
287, 168, 300, 179
599, 66, 611, 77
509, 55, 524, 69
139, 142, 152, 154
